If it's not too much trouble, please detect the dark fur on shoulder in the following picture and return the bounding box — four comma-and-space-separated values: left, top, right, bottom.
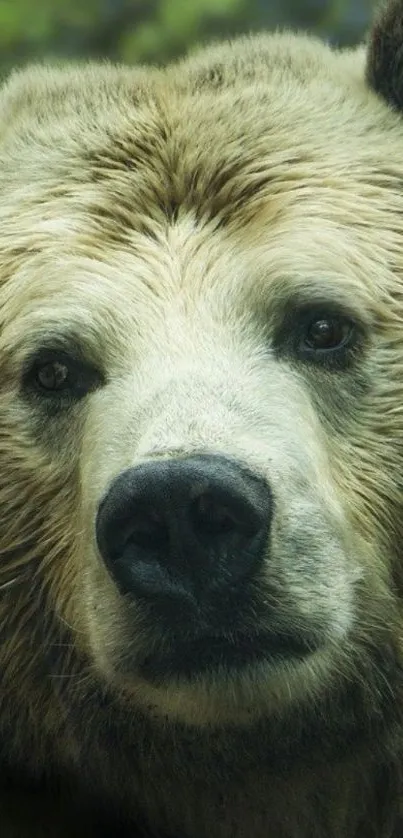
366, 0, 403, 109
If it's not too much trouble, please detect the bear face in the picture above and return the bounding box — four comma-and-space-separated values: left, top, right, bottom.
0, 3, 403, 838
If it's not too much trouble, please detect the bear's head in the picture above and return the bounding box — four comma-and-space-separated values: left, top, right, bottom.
0, 1, 402, 751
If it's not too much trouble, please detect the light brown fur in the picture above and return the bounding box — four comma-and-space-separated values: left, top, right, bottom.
0, 4, 403, 837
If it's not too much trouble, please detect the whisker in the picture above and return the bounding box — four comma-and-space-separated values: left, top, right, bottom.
57, 612, 87, 635
0, 577, 20, 591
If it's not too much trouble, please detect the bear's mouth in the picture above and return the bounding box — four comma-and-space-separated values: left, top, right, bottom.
138, 630, 317, 683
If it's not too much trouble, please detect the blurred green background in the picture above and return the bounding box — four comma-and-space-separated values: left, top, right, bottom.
0, 0, 379, 74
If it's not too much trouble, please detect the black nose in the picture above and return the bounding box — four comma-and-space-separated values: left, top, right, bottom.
96, 454, 272, 607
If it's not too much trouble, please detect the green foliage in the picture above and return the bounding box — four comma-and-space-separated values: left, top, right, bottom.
0, 0, 379, 72
119, 0, 246, 64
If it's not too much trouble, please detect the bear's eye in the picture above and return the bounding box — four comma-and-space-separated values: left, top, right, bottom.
302, 317, 352, 352
22, 350, 103, 407
278, 306, 360, 370
36, 360, 70, 391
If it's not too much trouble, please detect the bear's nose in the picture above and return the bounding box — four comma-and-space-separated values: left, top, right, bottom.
96, 454, 272, 607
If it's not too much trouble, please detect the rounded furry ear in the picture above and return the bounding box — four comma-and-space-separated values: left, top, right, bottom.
366, 0, 403, 110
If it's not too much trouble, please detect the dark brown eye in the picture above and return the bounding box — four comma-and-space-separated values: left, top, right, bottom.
303, 317, 350, 351
22, 348, 104, 410
36, 361, 70, 391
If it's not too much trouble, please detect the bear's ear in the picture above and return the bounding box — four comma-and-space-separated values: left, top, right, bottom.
366, 0, 403, 110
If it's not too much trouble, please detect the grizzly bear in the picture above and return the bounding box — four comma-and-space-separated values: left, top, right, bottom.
0, 1, 403, 836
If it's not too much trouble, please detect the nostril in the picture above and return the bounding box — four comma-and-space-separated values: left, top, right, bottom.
190, 490, 265, 543
191, 494, 243, 538
124, 507, 169, 551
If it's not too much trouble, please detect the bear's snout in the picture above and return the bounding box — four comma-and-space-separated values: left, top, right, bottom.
95, 453, 272, 610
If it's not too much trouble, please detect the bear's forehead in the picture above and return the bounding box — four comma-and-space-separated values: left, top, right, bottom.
0, 31, 401, 323
0, 92, 399, 253
0, 34, 400, 240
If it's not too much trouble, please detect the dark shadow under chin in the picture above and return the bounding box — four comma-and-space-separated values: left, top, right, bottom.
135, 630, 320, 684
42, 608, 403, 777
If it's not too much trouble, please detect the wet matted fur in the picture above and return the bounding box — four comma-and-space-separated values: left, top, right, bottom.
0, 1, 403, 836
